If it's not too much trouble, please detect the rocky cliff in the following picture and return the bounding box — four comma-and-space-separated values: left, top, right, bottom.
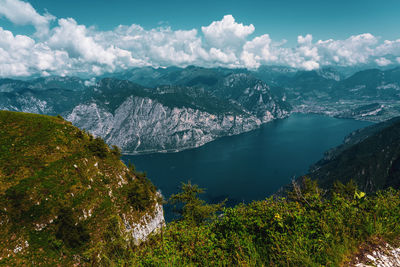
67, 96, 262, 154
0, 72, 290, 154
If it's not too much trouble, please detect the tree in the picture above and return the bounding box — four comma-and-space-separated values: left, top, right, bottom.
169, 181, 225, 225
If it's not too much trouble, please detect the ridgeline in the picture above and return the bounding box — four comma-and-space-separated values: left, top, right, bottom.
0, 111, 163, 265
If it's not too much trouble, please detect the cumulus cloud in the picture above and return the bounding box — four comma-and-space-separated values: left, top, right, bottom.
375, 57, 392, 66
0, 0, 54, 37
1, 0, 400, 77
202, 15, 254, 50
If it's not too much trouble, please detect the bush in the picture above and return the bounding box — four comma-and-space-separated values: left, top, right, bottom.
126, 177, 157, 212
125, 180, 400, 266
87, 137, 108, 158
55, 208, 90, 249
111, 145, 122, 158
169, 181, 225, 226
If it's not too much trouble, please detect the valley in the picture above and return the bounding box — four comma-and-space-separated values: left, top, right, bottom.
1, 66, 400, 155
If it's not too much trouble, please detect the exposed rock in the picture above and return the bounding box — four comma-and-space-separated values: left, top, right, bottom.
67, 96, 263, 154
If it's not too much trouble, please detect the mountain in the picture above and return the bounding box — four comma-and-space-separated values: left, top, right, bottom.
0, 111, 164, 265
308, 116, 400, 191
333, 68, 400, 100
113, 66, 291, 122
4, 65, 400, 154
67, 78, 266, 153
0, 76, 89, 92
274, 66, 400, 121
0, 69, 290, 154
28, 76, 90, 91
0, 87, 81, 115
0, 79, 32, 93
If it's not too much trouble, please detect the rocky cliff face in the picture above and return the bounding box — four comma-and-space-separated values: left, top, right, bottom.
67, 95, 262, 154
0, 70, 291, 154
128, 198, 165, 245
219, 73, 290, 122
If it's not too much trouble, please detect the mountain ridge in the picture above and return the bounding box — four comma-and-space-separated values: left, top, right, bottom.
0, 111, 164, 265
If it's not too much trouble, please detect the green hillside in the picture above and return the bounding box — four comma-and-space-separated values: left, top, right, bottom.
1, 110, 400, 266
0, 111, 160, 266
309, 116, 400, 191
123, 179, 400, 266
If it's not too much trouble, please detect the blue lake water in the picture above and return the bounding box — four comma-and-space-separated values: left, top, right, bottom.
123, 113, 373, 219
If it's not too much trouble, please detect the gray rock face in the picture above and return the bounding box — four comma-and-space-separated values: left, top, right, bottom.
0, 71, 291, 154
127, 199, 165, 245
221, 73, 289, 123
67, 96, 264, 154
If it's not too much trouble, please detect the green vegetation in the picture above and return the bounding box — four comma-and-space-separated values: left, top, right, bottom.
309, 116, 400, 191
0, 111, 160, 266
122, 178, 400, 266
1, 110, 400, 266
169, 181, 225, 226
94, 79, 247, 115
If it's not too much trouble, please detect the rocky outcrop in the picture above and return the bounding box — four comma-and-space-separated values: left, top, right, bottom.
67, 95, 263, 154
126, 199, 165, 245
0, 73, 291, 154
355, 245, 400, 267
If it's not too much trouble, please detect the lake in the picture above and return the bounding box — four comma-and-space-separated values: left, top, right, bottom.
123, 113, 373, 219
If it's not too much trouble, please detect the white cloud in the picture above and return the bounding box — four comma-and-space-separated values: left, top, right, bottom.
0, 27, 69, 76
375, 57, 392, 66
316, 33, 378, 66
0, 0, 54, 37
1, 1, 400, 77
202, 15, 254, 51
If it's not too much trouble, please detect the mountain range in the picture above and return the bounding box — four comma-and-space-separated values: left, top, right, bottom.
1, 65, 400, 153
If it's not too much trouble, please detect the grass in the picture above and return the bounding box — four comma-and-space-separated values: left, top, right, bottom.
1, 110, 400, 266
0, 110, 159, 266
123, 179, 400, 266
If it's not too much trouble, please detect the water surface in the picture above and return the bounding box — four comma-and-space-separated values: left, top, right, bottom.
123, 114, 373, 218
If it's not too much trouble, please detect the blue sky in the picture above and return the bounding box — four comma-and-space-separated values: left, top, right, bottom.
0, 0, 400, 77
19, 0, 400, 43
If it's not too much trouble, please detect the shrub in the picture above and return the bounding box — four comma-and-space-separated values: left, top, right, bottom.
111, 145, 122, 158
125, 180, 400, 266
87, 137, 108, 158
55, 208, 90, 249
126, 177, 157, 212
169, 181, 225, 226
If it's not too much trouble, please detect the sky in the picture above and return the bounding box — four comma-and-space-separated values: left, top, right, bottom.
1, 0, 400, 77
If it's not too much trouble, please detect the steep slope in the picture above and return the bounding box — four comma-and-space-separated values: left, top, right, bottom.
66, 79, 263, 153
115, 66, 290, 123
0, 88, 81, 115
0, 111, 164, 265
308, 116, 400, 191
0, 72, 290, 154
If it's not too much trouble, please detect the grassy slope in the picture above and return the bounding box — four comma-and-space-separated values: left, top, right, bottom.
1, 110, 400, 266
127, 180, 400, 266
0, 111, 158, 266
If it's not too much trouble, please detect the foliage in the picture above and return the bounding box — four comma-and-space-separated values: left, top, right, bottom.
111, 145, 122, 158
169, 181, 225, 226
55, 208, 90, 249
87, 136, 109, 158
126, 176, 157, 212
2, 110, 400, 266
0, 111, 160, 266
125, 179, 400, 266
